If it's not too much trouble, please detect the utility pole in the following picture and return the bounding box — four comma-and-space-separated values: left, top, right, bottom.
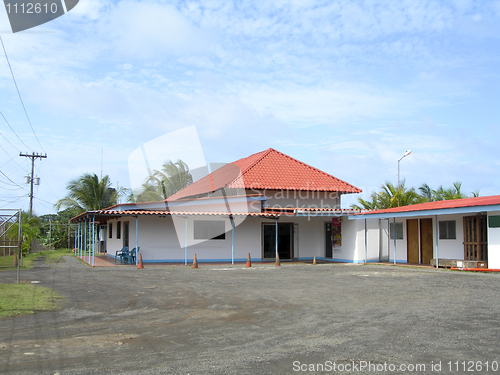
19, 152, 47, 217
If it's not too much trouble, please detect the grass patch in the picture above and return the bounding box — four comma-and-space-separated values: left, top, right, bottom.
0, 283, 63, 318
0, 252, 42, 270
0, 249, 72, 271
41, 248, 72, 264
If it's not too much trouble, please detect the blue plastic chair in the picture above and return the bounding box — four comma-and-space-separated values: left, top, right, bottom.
115, 246, 128, 264
122, 248, 137, 265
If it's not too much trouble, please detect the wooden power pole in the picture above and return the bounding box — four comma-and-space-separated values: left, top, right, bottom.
19, 152, 47, 217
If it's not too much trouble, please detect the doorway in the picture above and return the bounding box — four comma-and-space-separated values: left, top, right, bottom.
464, 215, 487, 261
406, 218, 433, 264
123, 221, 129, 248
262, 223, 294, 260
325, 222, 332, 258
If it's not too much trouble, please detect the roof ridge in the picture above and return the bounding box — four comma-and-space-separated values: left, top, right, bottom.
268, 148, 357, 188
236, 148, 274, 176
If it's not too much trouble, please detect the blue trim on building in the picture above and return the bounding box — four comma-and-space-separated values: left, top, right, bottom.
349, 204, 500, 220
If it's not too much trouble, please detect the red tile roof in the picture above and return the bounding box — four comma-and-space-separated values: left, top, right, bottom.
360, 195, 500, 215
168, 148, 361, 200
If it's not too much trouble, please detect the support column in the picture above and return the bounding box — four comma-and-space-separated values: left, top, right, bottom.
74, 223, 77, 256
364, 218, 368, 263
135, 216, 139, 266
435, 215, 439, 268
84, 218, 87, 262
231, 217, 235, 265
92, 215, 95, 267
393, 217, 396, 266
275, 219, 278, 259
184, 217, 188, 266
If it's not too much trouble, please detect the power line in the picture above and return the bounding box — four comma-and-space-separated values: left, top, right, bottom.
35, 163, 59, 200
0, 36, 46, 153
0, 142, 25, 172
0, 111, 32, 151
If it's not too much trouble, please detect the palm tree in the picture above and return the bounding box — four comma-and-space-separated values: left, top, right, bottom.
352, 181, 421, 209
130, 160, 193, 202
418, 183, 434, 202
55, 174, 124, 213
427, 181, 469, 201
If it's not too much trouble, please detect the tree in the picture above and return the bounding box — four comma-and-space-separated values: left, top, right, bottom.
54, 174, 124, 213
352, 181, 422, 209
6, 211, 41, 254
39, 208, 80, 249
419, 181, 474, 202
354, 180, 479, 210
130, 160, 193, 203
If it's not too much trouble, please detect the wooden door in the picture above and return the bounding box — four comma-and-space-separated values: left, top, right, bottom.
464, 215, 487, 261
406, 219, 419, 264
420, 218, 433, 264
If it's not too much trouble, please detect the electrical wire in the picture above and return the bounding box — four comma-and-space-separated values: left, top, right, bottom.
0, 111, 32, 151
35, 163, 59, 200
0, 169, 24, 188
0, 35, 45, 153
0, 142, 26, 172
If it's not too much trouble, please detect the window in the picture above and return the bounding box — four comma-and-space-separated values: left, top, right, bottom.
109, 223, 113, 239
117, 221, 121, 239
439, 220, 456, 240
489, 216, 500, 228
194, 220, 226, 240
389, 222, 403, 240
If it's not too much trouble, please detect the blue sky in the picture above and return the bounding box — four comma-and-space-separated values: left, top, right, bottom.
0, 0, 499, 214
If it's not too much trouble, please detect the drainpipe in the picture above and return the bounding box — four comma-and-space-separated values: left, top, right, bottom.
393, 217, 396, 266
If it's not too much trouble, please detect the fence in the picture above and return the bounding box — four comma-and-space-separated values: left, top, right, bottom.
0, 209, 22, 283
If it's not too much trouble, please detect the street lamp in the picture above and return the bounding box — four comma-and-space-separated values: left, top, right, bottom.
397, 150, 412, 187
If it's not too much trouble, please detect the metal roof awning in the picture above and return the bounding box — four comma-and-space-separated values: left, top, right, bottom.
71, 210, 280, 223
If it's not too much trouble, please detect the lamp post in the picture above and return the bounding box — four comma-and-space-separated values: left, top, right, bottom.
397, 150, 412, 187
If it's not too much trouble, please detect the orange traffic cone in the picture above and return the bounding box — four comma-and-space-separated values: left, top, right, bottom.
13, 253, 18, 267
245, 253, 252, 268
312, 256, 317, 265
275, 252, 280, 267
192, 253, 198, 269
137, 253, 144, 269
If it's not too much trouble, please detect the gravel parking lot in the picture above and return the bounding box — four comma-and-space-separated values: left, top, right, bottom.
1, 256, 500, 374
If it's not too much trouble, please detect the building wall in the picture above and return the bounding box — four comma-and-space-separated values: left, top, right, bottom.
258, 190, 341, 209
384, 215, 466, 263
488, 211, 500, 269
434, 214, 465, 260
336, 218, 380, 263
105, 214, 337, 263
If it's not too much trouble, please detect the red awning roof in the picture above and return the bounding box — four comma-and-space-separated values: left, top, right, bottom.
168, 148, 361, 200
358, 195, 500, 216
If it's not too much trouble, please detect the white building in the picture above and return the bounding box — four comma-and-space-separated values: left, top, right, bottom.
71, 149, 500, 269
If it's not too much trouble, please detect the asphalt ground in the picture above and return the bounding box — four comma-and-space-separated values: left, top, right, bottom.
1, 256, 500, 374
